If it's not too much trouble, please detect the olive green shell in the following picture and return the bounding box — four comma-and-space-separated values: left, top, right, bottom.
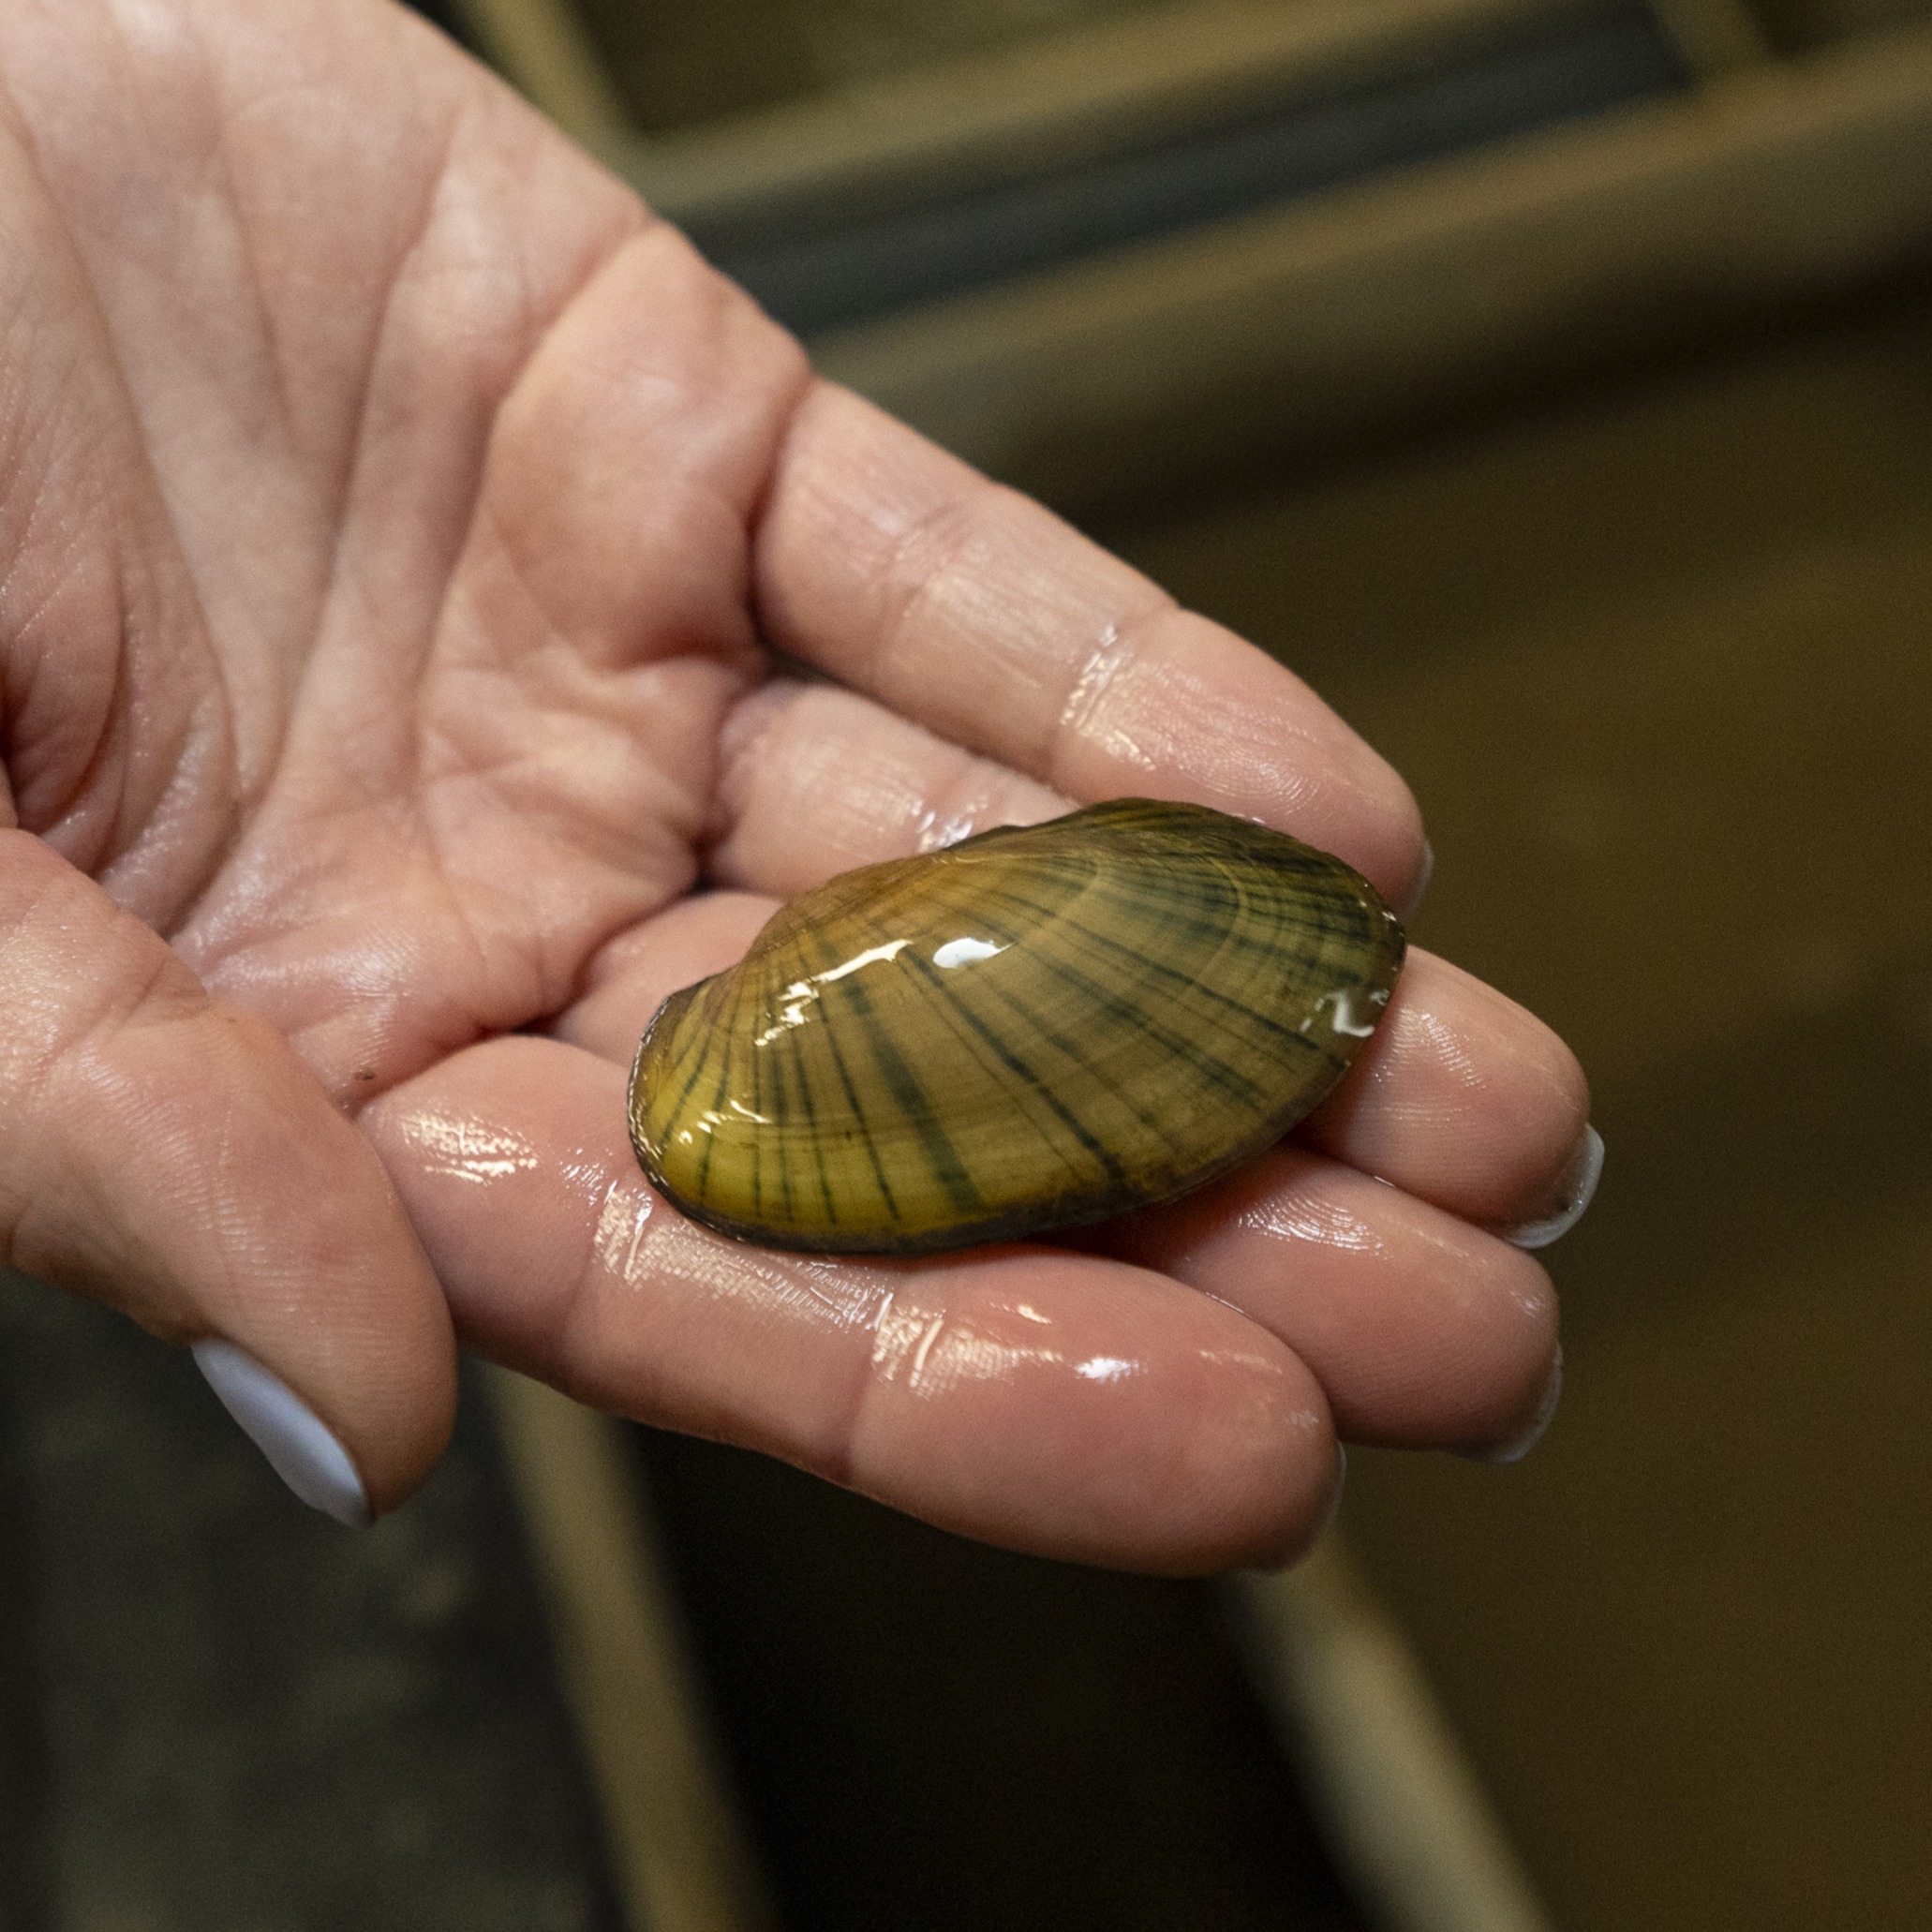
629, 798, 1404, 1256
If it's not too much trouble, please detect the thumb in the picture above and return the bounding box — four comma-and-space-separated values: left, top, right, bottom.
0, 832, 456, 1520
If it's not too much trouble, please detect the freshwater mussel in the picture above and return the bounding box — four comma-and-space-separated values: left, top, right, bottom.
629, 798, 1404, 1256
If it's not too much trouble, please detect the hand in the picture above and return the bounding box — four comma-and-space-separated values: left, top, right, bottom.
0, 0, 1589, 1567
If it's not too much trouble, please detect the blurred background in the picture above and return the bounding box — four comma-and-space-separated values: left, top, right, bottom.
4, 1, 1928, 1927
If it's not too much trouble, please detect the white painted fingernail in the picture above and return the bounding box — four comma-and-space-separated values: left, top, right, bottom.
1460, 1345, 1564, 1464
1257, 1442, 1348, 1569
1504, 1125, 1604, 1250
1321, 1441, 1348, 1535
192, 1340, 370, 1528
1400, 838, 1435, 920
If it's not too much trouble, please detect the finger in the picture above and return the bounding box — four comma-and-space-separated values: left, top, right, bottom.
1300, 950, 1594, 1234
553, 888, 777, 1058
557, 920, 1561, 1451
706, 679, 1069, 898
752, 383, 1427, 908
363, 1035, 1343, 1572
697, 690, 1586, 1231
1086, 1149, 1560, 1455
0, 833, 456, 1519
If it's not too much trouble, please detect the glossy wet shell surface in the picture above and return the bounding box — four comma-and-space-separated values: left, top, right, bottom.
629, 799, 1404, 1256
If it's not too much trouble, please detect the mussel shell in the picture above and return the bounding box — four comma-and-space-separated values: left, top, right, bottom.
630, 798, 1404, 1256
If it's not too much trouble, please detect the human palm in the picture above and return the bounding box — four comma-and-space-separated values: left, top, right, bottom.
0, 0, 1588, 1567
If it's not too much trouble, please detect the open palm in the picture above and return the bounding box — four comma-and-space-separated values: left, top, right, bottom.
0, 0, 1587, 1567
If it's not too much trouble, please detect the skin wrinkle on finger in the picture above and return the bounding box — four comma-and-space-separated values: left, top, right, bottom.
754, 385, 1426, 901
597, 1200, 971, 1360
1055, 617, 1133, 749
1236, 1181, 1389, 1257
563, 1188, 914, 1490
1050, 609, 1213, 790
866, 1291, 1142, 1401
763, 390, 1174, 753
1235, 1177, 1558, 1364
399, 1108, 542, 1186
1067, 622, 1294, 792
872, 483, 1151, 765
600, 1198, 891, 1343
709, 678, 1069, 895
606, 1216, 907, 1478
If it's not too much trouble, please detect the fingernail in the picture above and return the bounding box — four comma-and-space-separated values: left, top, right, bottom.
1459, 1345, 1563, 1464
1319, 1441, 1348, 1535
1503, 1124, 1604, 1250
192, 1340, 371, 1528
1254, 1443, 1347, 1570
1399, 838, 1435, 921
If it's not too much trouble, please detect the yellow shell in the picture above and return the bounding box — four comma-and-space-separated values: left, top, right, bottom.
630, 799, 1404, 1255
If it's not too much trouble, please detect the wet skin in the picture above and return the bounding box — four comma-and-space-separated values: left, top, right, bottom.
0, 0, 1586, 1568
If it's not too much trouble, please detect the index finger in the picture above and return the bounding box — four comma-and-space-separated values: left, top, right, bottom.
751, 383, 1428, 908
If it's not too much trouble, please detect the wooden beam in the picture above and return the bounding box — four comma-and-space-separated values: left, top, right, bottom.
485, 1370, 779, 1932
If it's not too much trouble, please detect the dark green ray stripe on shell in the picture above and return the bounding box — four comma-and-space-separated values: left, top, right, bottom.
903, 951, 1131, 1187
